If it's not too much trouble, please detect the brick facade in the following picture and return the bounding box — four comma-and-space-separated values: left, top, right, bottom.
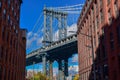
77, 0, 120, 80
0, 0, 26, 80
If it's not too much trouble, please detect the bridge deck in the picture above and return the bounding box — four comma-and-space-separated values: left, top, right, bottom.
26, 34, 78, 66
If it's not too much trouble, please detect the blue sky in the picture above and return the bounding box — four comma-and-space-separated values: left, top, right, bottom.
20, 0, 85, 53
20, 0, 85, 31
20, 0, 85, 74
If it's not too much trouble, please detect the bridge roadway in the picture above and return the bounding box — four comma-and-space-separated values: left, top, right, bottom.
26, 34, 78, 80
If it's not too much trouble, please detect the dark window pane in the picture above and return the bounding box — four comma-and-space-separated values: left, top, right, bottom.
117, 26, 120, 45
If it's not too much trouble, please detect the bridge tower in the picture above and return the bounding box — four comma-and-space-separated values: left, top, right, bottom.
43, 6, 68, 46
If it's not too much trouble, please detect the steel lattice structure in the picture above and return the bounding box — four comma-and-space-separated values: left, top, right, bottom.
43, 6, 68, 46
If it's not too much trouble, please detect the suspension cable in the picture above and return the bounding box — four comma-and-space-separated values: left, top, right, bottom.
56, 7, 83, 11
53, 4, 84, 9
36, 22, 44, 34
31, 13, 43, 33
47, 4, 84, 14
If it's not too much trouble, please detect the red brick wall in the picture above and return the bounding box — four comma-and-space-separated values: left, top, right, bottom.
0, 0, 26, 80
77, 0, 120, 80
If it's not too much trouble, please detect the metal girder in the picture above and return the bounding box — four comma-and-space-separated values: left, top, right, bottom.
43, 6, 68, 46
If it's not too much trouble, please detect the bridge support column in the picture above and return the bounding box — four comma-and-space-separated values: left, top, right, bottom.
32, 62, 35, 80
64, 59, 68, 80
64, 14, 67, 38
42, 54, 47, 75
58, 60, 64, 80
48, 60, 53, 80
58, 14, 62, 40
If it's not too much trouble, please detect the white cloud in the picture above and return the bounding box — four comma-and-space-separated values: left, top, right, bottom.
26, 23, 77, 49
27, 32, 33, 38
27, 69, 42, 73
69, 65, 78, 72
67, 23, 77, 36
53, 23, 77, 41
27, 32, 39, 49
72, 54, 78, 63
53, 30, 59, 41
53, 67, 58, 76
36, 37, 43, 46
68, 65, 78, 75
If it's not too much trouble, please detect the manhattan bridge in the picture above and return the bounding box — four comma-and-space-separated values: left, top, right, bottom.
26, 4, 83, 80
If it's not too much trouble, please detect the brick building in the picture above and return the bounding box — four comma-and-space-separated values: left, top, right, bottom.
0, 0, 26, 80
77, 0, 120, 80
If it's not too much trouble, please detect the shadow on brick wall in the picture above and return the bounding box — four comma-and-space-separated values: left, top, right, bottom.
88, 9, 120, 80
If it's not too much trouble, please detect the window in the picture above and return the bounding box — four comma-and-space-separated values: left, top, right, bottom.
10, 38, 12, 47
108, 9, 112, 25
16, 30, 18, 36
95, 0, 98, 14
17, 17, 19, 23
16, 30, 18, 34
3, 9, 6, 14
102, 44, 106, 58
18, 5, 20, 11
9, 52, 11, 63
4, 49, 6, 62
117, 26, 120, 45
14, 40, 16, 48
0, 46, 3, 60
8, 70, 10, 80
10, 20, 12, 25
8, 0, 10, 8
100, 10, 104, 22
16, 42, 18, 51
13, 25, 16, 30
110, 32, 114, 49
98, 33, 100, 45
107, 0, 111, 5
92, 7, 94, 16
12, 6, 14, 14
102, 28, 105, 40
0, 65, 2, 78
0, 1, 1, 8
0, 2, 1, 15
14, 12, 16, 17
103, 64, 109, 80
97, 66, 101, 79
5, 49, 8, 62
12, 6, 14, 11
102, 28, 105, 35
3, 9, 6, 19
97, 48, 101, 60
114, 0, 119, 17
94, 37, 96, 47
3, 68, 6, 80
2, 27, 5, 40
6, 31, 9, 42
118, 55, 120, 70
7, 15, 10, 23
100, 0, 103, 8
0, 46, 1, 59
96, 17, 99, 29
